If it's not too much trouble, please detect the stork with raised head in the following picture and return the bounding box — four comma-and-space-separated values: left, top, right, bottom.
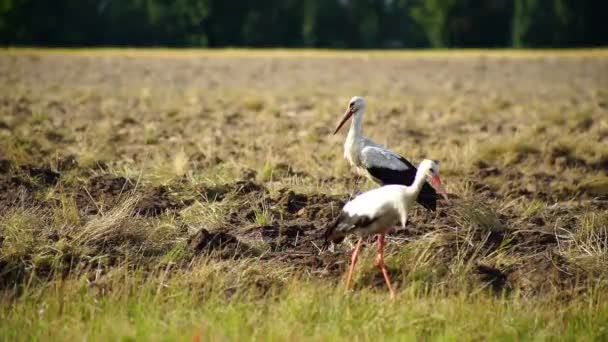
334, 96, 447, 209
325, 159, 446, 299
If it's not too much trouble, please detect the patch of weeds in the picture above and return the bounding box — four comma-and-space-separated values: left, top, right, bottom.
179, 200, 226, 229
73, 135, 115, 168
68, 196, 138, 247
258, 161, 274, 182
476, 136, 540, 165
190, 164, 234, 185
561, 212, 608, 274
578, 176, 608, 197
45, 127, 75, 144
253, 207, 272, 226
161, 242, 186, 264
0, 135, 41, 165
457, 201, 505, 233
144, 124, 159, 145
173, 150, 189, 177
51, 193, 81, 226
575, 212, 608, 242
523, 199, 547, 219
406, 263, 448, 285
398, 230, 454, 272
242, 97, 265, 112
0, 208, 43, 260
56, 168, 81, 188
29, 107, 49, 126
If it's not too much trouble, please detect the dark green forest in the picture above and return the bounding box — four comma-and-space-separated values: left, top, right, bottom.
1, 0, 606, 48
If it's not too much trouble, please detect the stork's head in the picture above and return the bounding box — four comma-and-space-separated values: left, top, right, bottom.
333, 96, 366, 134
419, 159, 449, 201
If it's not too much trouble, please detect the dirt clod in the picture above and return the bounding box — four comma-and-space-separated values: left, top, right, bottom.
475, 160, 502, 178
240, 168, 257, 180
23, 166, 60, 185
75, 175, 134, 215
248, 223, 312, 250
135, 186, 192, 217
547, 146, 587, 168
0, 159, 10, 174
198, 180, 266, 202
187, 228, 251, 258
476, 263, 509, 293
57, 155, 78, 171
271, 189, 345, 222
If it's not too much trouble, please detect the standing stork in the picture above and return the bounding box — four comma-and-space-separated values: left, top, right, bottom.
325, 159, 446, 299
334, 96, 447, 209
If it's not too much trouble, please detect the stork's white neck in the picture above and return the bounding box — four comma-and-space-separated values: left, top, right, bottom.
346, 109, 363, 143
409, 164, 431, 198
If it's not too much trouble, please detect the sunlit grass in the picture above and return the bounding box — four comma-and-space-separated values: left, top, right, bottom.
2, 273, 608, 341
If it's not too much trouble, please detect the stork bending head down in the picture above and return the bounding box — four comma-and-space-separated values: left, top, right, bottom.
325, 159, 445, 299
334, 96, 448, 209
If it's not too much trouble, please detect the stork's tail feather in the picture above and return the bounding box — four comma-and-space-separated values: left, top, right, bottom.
323, 213, 347, 248
323, 212, 380, 249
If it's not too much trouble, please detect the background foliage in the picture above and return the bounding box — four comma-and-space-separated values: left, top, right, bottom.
0, 0, 607, 48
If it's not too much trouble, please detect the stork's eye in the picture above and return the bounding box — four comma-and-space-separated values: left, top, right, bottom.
349, 102, 354, 107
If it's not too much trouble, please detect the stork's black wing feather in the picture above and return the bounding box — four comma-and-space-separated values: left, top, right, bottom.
366, 155, 438, 211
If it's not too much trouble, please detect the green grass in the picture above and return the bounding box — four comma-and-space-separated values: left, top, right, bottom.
2, 272, 608, 341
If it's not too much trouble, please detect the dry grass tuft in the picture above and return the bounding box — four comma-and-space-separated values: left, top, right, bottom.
456, 201, 505, 233
579, 177, 608, 197
559, 212, 608, 274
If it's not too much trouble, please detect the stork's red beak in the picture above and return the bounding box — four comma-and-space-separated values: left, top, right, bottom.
430, 175, 449, 201
333, 107, 354, 134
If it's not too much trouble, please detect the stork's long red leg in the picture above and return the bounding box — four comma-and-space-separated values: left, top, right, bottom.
375, 233, 395, 299
345, 237, 363, 290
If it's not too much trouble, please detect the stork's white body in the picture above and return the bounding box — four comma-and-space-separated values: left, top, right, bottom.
325, 159, 441, 242
341, 184, 413, 235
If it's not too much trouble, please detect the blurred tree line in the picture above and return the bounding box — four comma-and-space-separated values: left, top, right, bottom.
0, 0, 606, 48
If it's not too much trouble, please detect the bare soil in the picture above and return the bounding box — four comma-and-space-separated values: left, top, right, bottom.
0, 50, 607, 297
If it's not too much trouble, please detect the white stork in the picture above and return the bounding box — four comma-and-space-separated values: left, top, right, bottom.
325, 159, 445, 299
334, 96, 448, 209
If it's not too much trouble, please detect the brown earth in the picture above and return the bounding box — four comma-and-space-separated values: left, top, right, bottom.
0, 51, 607, 297
0, 159, 601, 296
